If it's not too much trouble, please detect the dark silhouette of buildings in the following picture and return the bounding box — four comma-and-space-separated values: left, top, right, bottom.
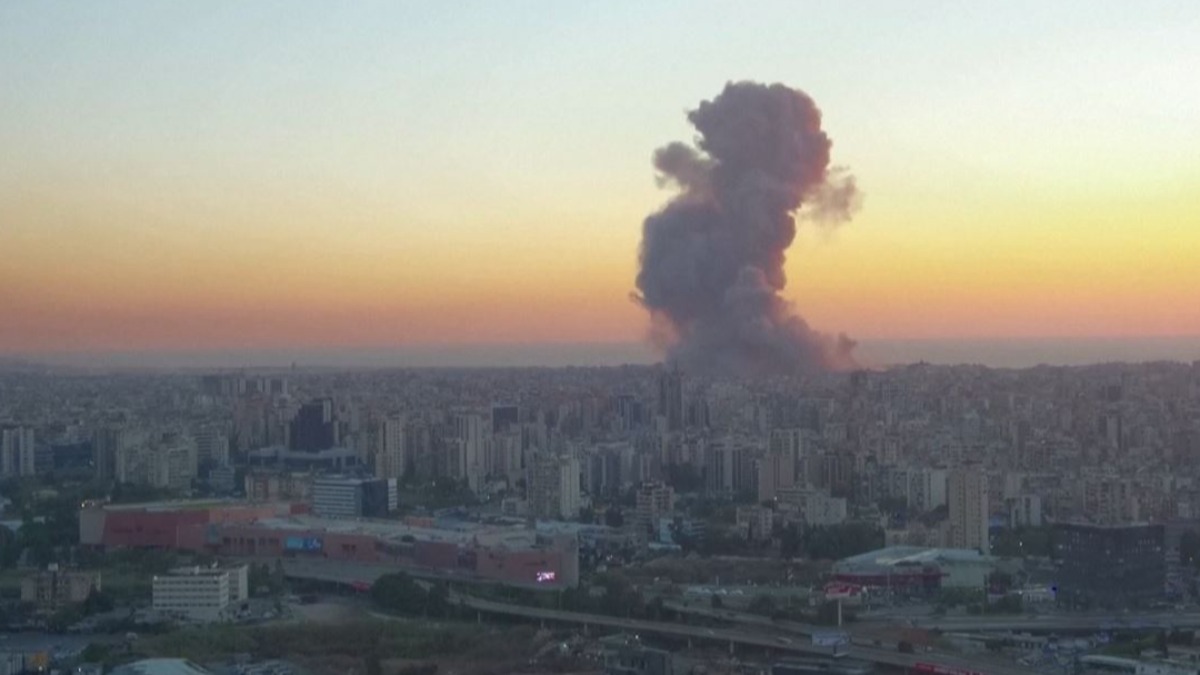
657, 370, 683, 432
290, 398, 337, 452
1055, 523, 1165, 609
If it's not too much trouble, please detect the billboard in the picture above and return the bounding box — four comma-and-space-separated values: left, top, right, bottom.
811, 631, 849, 647
285, 536, 323, 551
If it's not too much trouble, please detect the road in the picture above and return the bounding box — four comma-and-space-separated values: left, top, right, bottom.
915, 613, 1200, 633
662, 600, 823, 633
271, 558, 1037, 674
457, 595, 1035, 675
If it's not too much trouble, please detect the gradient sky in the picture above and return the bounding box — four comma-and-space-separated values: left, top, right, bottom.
2, 1, 1198, 355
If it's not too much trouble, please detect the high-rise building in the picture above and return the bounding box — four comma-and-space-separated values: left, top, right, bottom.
93, 427, 126, 481
491, 404, 520, 434
757, 439, 797, 502
451, 412, 487, 491
375, 416, 406, 480
1010, 494, 1043, 528
635, 481, 675, 535
909, 468, 948, 513
948, 467, 990, 554
267, 377, 289, 397
1082, 475, 1140, 525
769, 428, 804, 483
528, 453, 581, 520
736, 505, 774, 541
0, 426, 36, 478
657, 370, 684, 432
195, 426, 230, 468
704, 439, 749, 497
148, 435, 198, 491
1055, 523, 1164, 609
289, 398, 337, 452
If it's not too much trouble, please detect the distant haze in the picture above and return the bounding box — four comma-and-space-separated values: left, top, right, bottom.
8, 337, 1199, 372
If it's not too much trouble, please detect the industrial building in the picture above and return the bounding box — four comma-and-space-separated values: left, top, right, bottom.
80, 500, 579, 590
832, 546, 998, 591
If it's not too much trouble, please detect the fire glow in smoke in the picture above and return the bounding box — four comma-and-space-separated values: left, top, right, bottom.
633, 81, 862, 376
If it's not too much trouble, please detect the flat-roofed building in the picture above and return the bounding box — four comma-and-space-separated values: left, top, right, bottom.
1055, 522, 1165, 609
152, 566, 244, 622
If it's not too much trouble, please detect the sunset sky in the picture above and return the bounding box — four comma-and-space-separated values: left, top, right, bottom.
2, 1, 1198, 358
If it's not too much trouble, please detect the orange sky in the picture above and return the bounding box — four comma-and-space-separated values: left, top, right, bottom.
4, 167, 1197, 354
2, 2, 1199, 355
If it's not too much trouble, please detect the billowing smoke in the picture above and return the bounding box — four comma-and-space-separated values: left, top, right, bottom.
634, 81, 861, 376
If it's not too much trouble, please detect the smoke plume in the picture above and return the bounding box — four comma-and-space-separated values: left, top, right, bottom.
633, 81, 861, 376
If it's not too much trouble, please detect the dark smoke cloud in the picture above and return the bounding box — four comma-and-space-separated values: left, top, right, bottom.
633, 81, 861, 376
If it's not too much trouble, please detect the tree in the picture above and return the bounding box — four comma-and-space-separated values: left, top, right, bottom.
877, 496, 908, 521
371, 573, 427, 615
986, 594, 1022, 615
0, 527, 20, 569
82, 588, 115, 616
987, 571, 1014, 592
80, 643, 111, 663
426, 583, 449, 618
1156, 631, 1170, 656
365, 656, 383, 675
780, 524, 802, 559
47, 604, 84, 633
801, 523, 884, 560
272, 558, 287, 591
1181, 530, 1200, 568
816, 598, 854, 624
597, 573, 644, 617
604, 508, 624, 528
646, 596, 666, 620
748, 594, 776, 616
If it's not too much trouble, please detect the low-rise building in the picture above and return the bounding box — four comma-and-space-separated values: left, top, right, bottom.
20, 565, 101, 613
735, 505, 774, 542
833, 546, 997, 590
152, 565, 248, 623
311, 476, 397, 518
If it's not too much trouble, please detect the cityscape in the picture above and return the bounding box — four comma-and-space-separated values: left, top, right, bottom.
2, 3, 1199, 675
2, 362, 1200, 675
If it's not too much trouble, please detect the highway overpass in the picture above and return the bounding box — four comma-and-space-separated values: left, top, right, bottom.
915, 613, 1200, 633
458, 594, 1034, 675
274, 558, 1034, 675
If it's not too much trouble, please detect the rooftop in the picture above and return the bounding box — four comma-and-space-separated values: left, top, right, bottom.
836, 546, 996, 572
96, 498, 264, 512
244, 514, 543, 548
111, 660, 212, 675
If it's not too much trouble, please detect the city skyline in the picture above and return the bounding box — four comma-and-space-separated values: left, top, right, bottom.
5, 5, 1200, 670
3, 1, 1199, 362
